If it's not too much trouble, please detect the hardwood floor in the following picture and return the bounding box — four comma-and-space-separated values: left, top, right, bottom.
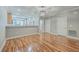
2, 33, 79, 52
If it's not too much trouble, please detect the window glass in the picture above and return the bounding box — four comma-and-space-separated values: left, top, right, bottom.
13, 16, 38, 26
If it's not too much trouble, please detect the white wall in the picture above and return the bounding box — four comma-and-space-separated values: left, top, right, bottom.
0, 7, 7, 51
47, 11, 79, 38
39, 19, 45, 33
45, 19, 51, 33
44, 14, 68, 36
44, 16, 68, 36
6, 26, 39, 39
51, 17, 57, 34
56, 16, 68, 35
44, 17, 58, 34
67, 14, 79, 37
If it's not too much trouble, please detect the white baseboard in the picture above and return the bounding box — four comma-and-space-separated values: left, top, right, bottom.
6, 32, 79, 40
63, 35, 79, 40
0, 40, 6, 52
6, 33, 39, 40
50, 32, 79, 40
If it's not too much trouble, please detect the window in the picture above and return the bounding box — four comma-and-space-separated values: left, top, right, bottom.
13, 16, 38, 26
13, 17, 27, 26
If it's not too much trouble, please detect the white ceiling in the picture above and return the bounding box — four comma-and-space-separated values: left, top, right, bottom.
6, 6, 79, 18
6, 6, 38, 17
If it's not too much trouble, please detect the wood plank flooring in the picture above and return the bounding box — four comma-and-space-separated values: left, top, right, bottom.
2, 33, 79, 52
